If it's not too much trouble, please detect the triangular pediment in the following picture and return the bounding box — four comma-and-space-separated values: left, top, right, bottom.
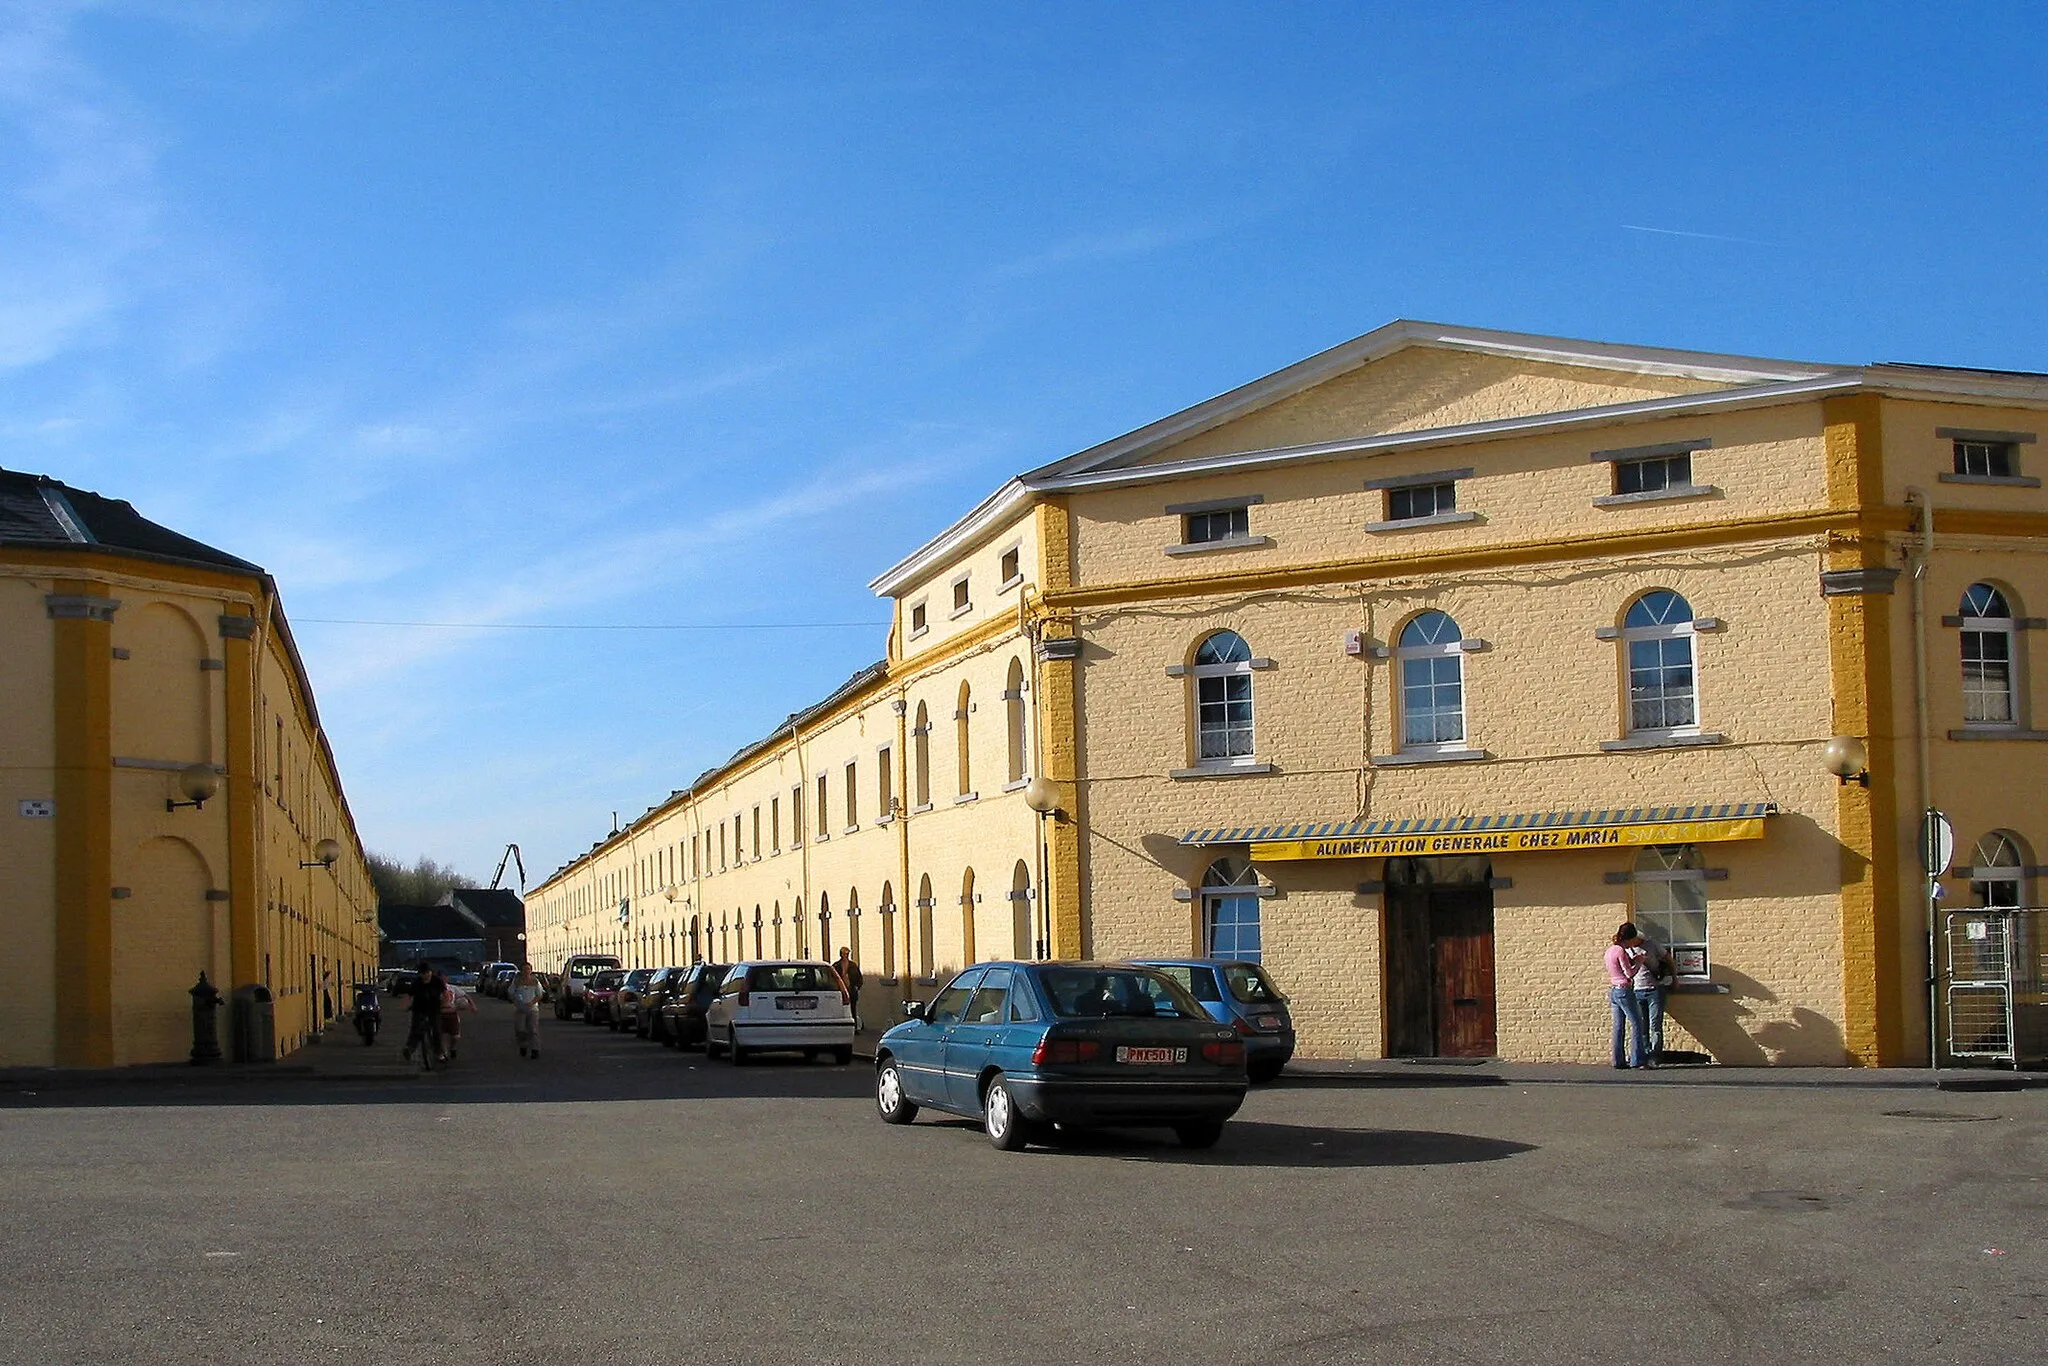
1042, 321, 1838, 476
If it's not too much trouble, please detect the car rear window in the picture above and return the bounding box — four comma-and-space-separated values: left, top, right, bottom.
1147, 964, 1222, 1002
568, 960, 615, 979
1039, 968, 1205, 1020
1221, 964, 1283, 1004
624, 969, 655, 988
746, 964, 840, 993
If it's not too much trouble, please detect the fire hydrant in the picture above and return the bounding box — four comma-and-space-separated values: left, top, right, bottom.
189, 972, 223, 1065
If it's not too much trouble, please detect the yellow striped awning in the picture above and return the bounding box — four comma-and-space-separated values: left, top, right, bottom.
1178, 802, 1778, 862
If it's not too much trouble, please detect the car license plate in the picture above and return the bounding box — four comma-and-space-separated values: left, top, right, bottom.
1116, 1046, 1185, 1065
777, 996, 818, 1011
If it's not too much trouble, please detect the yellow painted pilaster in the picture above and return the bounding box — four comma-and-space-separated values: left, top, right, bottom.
1822, 393, 1905, 1065
50, 581, 114, 1067
221, 608, 263, 992
1034, 498, 1085, 957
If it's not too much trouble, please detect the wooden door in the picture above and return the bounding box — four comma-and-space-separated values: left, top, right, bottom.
1430, 889, 1497, 1057
1383, 886, 1434, 1057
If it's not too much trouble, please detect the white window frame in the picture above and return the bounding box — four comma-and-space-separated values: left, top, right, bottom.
908, 599, 929, 640
1192, 631, 1256, 768
1959, 583, 2021, 728
1621, 591, 1700, 739
997, 543, 1023, 593
949, 573, 972, 619
1202, 858, 1264, 963
1395, 611, 1466, 753
1967, 831, 2028, 908
1632, 844, 1710, 980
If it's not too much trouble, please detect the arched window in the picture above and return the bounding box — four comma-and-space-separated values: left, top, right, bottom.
1969, 831, 2028, 908
752, 905, 763, 959
1202, 858, 1262, 962
955, 682, 973, 796
1623, 590, 1698, 735
845, 888, 861, 965
774, 901, 786, 958
913, 701, 932, 808
1192, 630, 1255, 763
805, 894, 820, 959
1397, 610, 1465, 749
1005, 657, 1028, 785
960, 867, 978, 964
1010, 859, 1034, 959
916, 874, 935, 980
1960, 584, 2019, 725
879, 881, 896, 979
1633, 844, 1708, 978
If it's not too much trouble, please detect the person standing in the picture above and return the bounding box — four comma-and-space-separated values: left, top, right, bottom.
510, 965, 543, 1059
439, 979, 477, 1060
834, 946, 864, 1034
1636, 933, 1675, 1063
1603, 924, 1651, 1070
401, 965, 445, 1063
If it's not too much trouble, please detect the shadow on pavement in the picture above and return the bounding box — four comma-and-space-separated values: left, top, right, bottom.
915, 1117, 1536, 1167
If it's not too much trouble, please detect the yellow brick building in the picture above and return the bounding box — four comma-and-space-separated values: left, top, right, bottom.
530, 323, 2048, 1066
0, 469, 376, 1067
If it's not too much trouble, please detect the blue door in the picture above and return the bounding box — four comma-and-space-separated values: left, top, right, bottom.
898, 969, 979, 1107
943, 968, 1013, 1111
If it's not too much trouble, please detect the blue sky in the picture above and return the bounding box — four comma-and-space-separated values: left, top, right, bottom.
6, 2, 2046, 885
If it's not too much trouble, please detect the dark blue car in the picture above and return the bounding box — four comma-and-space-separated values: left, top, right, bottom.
873, 961, 1249, 1151
1126, 958, 1295, 1083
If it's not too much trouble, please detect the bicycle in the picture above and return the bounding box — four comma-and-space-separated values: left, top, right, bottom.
401, 1015, 442, 1072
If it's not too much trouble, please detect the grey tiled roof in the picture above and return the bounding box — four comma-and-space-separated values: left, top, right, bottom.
0, 466, 262, 573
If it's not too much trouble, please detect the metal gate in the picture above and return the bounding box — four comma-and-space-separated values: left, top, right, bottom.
1942, 908, 2047, 1067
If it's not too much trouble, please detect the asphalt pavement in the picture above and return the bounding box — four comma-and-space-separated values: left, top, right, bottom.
0, 998, 2042, 1365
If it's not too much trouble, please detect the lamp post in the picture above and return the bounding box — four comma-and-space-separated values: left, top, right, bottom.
1022, 775, 1067, 960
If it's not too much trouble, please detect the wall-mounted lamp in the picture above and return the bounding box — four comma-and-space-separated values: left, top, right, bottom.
1022, 775, 1068, 824
300, 837, 342, 870
1822, 735, 1870, 788
165, 764, 220, 812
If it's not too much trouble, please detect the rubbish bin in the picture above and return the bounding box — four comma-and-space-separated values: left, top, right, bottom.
230, 984, 276, 1063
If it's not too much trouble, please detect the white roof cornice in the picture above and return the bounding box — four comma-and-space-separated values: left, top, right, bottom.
1035, 320, 1843, 479
867, 478, 1034, 598
1028, 375, 1867, 493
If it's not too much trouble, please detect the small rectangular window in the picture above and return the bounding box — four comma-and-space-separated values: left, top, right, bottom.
817, 774, 829, 836
792, 785, 804, 844
1614, 453, 1690, 496
952, 577, 971, 611
878, 747, 894, 816
751, 806, 761, 859
845, 760, 859, 827
909, 601, 928, 635
1185, 506, 1249, 544
771, 797, 781, 851
1954, 440, 2017, 478
999, 547, 1021, 583
1387, 482, 1455, 522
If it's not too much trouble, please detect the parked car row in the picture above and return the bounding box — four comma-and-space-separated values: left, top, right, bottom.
547, 949, 1295, 1154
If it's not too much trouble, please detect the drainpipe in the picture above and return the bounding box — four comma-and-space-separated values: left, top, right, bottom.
790, 719, 810, 938
1904, 486, 1937, 1066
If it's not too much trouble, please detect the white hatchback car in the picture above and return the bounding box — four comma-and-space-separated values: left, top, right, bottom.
704, 960, 856, 1065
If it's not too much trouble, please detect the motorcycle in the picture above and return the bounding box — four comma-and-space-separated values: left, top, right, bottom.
352, 984, 381, 1046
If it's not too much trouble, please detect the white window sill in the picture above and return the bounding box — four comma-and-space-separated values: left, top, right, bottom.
812, 833, 828, 843
1948, 726, 2048, 740
1592, 484, 1720, 508
843, 825, 859, 835
911, 802, 933, 814
1001, 777, 1030, 793
876, 814, 896, 826
1164, 535, 1273, 557
1599, 732, 1725, 752
998, 575, 1024, 594
908, 626, 929, 641
1169, 762, 1276, 780
954, 792, 980, 805
1370, 747, 1490, 767
948, 604, 973, 620
1364, 509, 1479, 533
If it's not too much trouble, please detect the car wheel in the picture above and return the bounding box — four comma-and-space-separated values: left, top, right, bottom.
983, 1076, 1028, 1151
833, 1047, 853, 1066
728, 1027, 748, 1065
1174, 1120, 1225, 1150
876, 1058, 918, 1124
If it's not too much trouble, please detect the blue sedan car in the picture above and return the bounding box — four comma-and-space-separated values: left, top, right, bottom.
874, 961, 1249, 1151
1126, 958, 1295, 1083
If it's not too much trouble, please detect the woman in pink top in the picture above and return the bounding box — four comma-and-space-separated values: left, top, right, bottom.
1604, 923, 1652, 1069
